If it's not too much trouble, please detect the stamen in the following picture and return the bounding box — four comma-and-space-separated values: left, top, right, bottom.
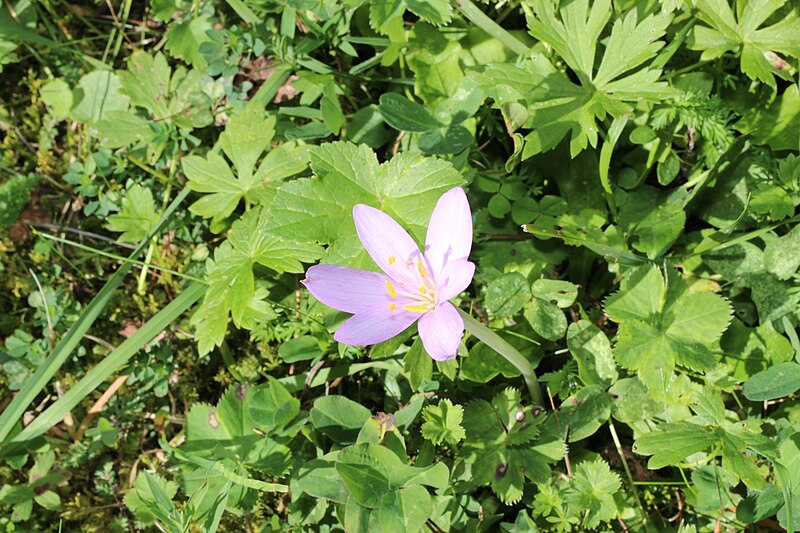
388, 256, 396, 265
389, 303, 396, 311
385, 280, 397, 298
403, 304, 430, 313
417, 261, 428, 278
419, 285, 427, 295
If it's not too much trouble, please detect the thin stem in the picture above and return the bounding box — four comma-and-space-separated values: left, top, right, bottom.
32, 229, 206, 284
608, 419, 649, 531
455, 0, 530, 56
457, 308, 543, 406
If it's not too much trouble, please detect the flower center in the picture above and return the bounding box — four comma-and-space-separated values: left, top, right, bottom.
386, 257, 438, 313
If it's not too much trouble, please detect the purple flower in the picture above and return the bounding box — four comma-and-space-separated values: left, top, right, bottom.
302, 187, 475, 361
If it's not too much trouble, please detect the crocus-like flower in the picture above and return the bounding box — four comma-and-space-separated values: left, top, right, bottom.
302, 187, 475, 361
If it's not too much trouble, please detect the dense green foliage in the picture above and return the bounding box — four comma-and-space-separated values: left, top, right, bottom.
1, 0, 799, 531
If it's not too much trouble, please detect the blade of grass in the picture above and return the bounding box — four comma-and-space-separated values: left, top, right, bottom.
0, 281, 205, 456
0, 187, 191, 444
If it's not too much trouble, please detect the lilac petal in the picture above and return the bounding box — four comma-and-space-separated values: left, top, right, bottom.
418, 302, 464, 361
436, 259, 475, 302
302, 264, 392, 314
353, 204, 421, 287
334, 305, 419, 346
425, 187, 473, 276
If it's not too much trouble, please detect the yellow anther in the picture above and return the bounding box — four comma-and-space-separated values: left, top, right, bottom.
389, 303, 396, 311
417, 261, 428, 278
419, 285, 427, 295
388, 256, 396, 265
385, 280, 397, 298
403, 304, 430, 313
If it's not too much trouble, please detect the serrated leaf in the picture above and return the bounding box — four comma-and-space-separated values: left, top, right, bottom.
266, 142, 463, 268
606, 265, 731, 387
513, 1, 672, 156
421, 399, 465, 446
634, 422, 718, 468
219, 103, 276, 185
462, 389, 553, 503
565, 460, 621, 529
688, 0, 800, 86
185, 106, 306, 221
107, 184, 160, 243
191, 207, 319, 354
407, 0, 451, 25
165, 16, 212, 68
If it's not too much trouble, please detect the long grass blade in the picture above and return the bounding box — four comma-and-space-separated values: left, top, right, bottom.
0, 281, 205, 456
0, 187, 190, 443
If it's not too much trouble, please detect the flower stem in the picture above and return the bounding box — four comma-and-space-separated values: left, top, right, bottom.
458, 308, 543, 406
455, 0, 530, 57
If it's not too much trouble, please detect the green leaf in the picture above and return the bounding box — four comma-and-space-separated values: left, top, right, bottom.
40, 78, 72, 119
378, 485, 432, 533
95, 111, 156, 148
421, 399, 465, 446
278, 336, 323, 363
462, 388, 557, 503
565, 460, 621, 529
267, 142, 463, 268
379, 93, 441, 132
219, 103, 276, 184
124, 472, 179, 524
369, 0, 406, 34
165, 16, 212, 68
523, 298, 566, 341
407, 0, 451, 25
417, 124, 474, 154
531, 279, 578, 308
403, 338, 432, 391
506, 1, 672, 156
184, 105, 307, 221
70, 70, 129, 126
117, 51, 218, 130
296, 453, 349, 504
335, 443, 446, 508
107, 184, 160, 243
191, 208, 320, 354
605, 265, 731, 389
633, 422, 718, 469
567, 320, 618, 387
310, 396, 372, 444
559, 385, 612, 442
688, 0, 800, 86
764, 224, 800, 280
486, 273, 531, 317
249, 377, 300, 429
461, 340, 521, 383
743, 362, 800, 401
